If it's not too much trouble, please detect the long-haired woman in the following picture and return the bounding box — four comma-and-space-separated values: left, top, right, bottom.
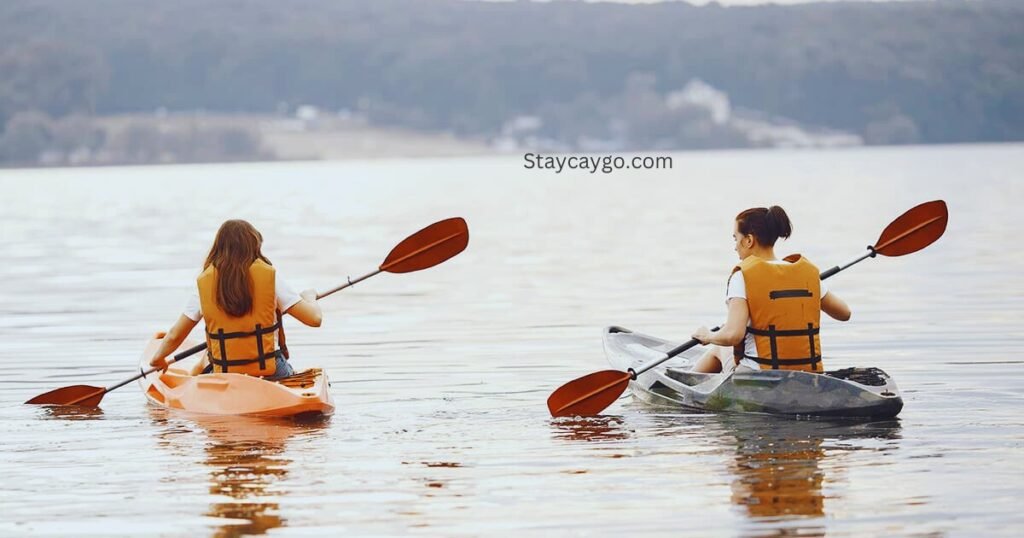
148, 220, 322, 379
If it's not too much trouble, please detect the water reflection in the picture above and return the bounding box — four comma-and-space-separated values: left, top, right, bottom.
599, 410, 902, 535
151, 410, 330, 537
712, 416, 902, 536
37, 404, 105, 421
725, 421, 828, 520
549, 415, 633, 442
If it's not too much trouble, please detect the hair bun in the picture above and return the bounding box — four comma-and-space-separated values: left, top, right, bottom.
767, 205, 792, 239
735, 205, 794, 247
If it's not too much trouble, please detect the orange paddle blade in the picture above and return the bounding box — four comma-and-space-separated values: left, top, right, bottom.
547, 370, 631, 417
381, 217, 469, 274
25, 385, 107, 407
874, 200, 948, 257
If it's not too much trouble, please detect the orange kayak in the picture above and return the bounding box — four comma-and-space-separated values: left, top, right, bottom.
138, 333, 334, 417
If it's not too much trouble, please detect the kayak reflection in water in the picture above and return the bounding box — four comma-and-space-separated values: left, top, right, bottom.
147, 219, 323, 379
691, 206, 851, 374
722, 416, 902, 525
731, 425, 826, 520
151, 410, 330, 536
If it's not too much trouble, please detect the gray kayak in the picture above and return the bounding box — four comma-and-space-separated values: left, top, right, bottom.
603, 326, 904, 418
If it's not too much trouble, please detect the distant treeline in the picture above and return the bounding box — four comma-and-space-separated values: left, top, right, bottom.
1, 0, 1022, 162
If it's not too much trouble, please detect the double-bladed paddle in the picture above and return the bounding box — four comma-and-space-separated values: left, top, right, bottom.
547, 200, 948, 417
26, 217, 470, 408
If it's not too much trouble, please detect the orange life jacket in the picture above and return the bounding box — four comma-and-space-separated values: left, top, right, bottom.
731, 254, 823, 372
198, 259, 287, 376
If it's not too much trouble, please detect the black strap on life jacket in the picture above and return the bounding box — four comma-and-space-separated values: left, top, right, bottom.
207, 321, 280, 373
769, 289, 813, 299
743, 323, 821, 370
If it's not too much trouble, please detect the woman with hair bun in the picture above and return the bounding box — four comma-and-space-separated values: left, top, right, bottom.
690, 206, 851, 374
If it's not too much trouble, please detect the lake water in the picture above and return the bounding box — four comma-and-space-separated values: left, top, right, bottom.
1, 144, 1022, 536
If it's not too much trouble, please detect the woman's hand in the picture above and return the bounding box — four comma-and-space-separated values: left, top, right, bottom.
300, 288, 318, 303
692, 326, 714, 345
149, 355, 170, 371
148, 315, 200, 372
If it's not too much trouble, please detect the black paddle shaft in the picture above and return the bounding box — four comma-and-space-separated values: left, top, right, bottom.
115, 342, 209, 392
820, 246, 877, 279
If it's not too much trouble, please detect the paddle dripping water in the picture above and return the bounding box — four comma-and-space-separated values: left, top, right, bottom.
547, 200, 948, 417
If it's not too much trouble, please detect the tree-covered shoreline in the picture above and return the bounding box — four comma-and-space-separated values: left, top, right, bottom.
1, 0, 1021, 165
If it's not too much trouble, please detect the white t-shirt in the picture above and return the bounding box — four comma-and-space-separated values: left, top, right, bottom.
726, 261, 829, 368
183, 272, 302, 322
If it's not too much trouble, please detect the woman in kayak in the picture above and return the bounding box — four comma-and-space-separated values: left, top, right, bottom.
690, 206, 851, 374
147, 219, 322, 379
